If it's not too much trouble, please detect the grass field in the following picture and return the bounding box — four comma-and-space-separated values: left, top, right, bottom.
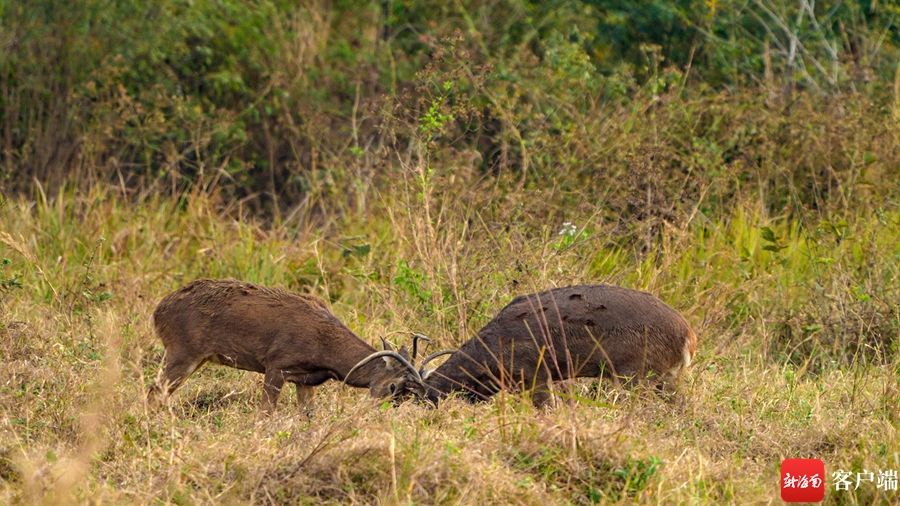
2, 3, 899, 501
0, 160, 897, 504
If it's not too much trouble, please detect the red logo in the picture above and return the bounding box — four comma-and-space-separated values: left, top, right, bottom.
781, 459, 825, 502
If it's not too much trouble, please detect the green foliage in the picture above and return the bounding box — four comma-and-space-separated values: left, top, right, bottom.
0, 258, 21, 292
393, 259, 433, 311
611, 456, 662, 500
419, 94, 455, 140
553, 221, 592, 251
586, 0, 899, 87
2, 0, 896, 217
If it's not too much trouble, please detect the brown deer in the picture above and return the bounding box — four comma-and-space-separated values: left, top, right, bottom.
361, 285, 697, 407
149, 279, 426, 412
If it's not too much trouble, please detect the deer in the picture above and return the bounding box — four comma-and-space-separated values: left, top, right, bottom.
148, 279, 428, 413
354, 284, 698, 407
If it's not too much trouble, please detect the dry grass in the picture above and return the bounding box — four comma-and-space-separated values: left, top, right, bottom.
0, 175, 897, 505
2, 1, 898, 502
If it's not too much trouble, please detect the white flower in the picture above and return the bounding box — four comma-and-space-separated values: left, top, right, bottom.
558, 222, 577, 237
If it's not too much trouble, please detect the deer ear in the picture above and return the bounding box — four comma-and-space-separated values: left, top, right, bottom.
380, 336, 394, 351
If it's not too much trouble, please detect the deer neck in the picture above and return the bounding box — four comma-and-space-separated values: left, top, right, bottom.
332, 336, 385, 387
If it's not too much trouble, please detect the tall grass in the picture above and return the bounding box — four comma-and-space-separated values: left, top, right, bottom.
1, 1, 897, 503
0, 173, 896, 503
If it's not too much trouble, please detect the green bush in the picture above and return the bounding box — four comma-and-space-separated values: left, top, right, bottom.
1, 0, 896, 220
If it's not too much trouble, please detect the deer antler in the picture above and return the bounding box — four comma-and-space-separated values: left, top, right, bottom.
417, 349, 455, 378
410, 332, 431, 361
344, 351, 423, 384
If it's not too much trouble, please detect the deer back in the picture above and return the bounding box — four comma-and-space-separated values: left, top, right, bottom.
423, 285, 697, 402
152, 279, 363, 373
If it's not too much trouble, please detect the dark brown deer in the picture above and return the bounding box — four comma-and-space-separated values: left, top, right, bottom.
393, 285, 697, 406
149, 279, 425, 412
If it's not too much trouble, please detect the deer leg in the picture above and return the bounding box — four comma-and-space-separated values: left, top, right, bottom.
531, 384, 554, 408
528, 369, 556, 409
149, 353, 206, 403
294, 384, 315, 417
649, 365, 684, 401
262, 369, 285, 413
608, 359, 643, 388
